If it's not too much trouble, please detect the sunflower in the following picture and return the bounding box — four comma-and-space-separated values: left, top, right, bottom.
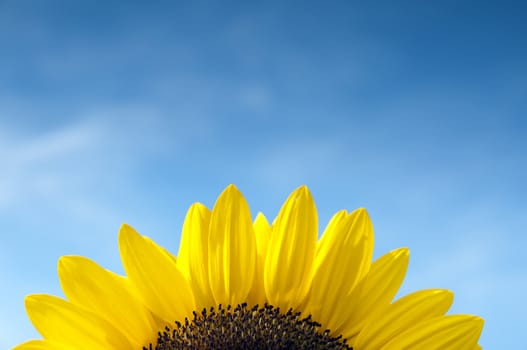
14, 185, 483, 350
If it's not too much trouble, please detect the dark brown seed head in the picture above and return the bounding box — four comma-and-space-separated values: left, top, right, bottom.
144, 303, 352, 350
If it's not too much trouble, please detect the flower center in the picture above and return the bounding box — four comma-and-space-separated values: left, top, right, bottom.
144, 303, 352, 349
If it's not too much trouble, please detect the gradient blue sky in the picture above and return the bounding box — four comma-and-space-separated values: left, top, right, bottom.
1, 1, 526, 348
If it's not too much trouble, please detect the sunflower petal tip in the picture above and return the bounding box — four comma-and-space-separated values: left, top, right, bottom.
285, 185, 314, 207
254, 211, 267, 221
118, 223, 140, 241
473, 315, 485, 328
460, 315, 485, 335
57, 256, 70, 272
24, 294, 43, 309
218, 184, 245, 202
225, 183, 240, 193
356, 207, 370, 217
191, 202, 208, 211
442, 288, 455, 300
396, 247, 410, 257
119, 223, 133, 232
296, 184, 311, 195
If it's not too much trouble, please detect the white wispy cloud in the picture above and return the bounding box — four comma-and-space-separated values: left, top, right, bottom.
0, 119, 103, 207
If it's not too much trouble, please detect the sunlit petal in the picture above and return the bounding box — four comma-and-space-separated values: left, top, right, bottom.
208, 184, 256, 305
264, 185, 317, 310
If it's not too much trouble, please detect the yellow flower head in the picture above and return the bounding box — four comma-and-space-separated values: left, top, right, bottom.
15, 185, 484, 349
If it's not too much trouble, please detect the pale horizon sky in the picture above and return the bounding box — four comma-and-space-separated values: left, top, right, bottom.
1, 1, 526, 348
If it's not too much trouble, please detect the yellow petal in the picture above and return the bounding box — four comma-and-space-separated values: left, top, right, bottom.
337, 248, 410, 340
247, 212, 272, 306
356, 289, 454, 349
25, 294, 131, 350
254, 212, 272, 257
208, 184, 256, 305
381, 315, 484, 349
306, 208, 374, 330
264, 185, 317, 310
11, 340, 69, 350
119, 224, 195, 323
177, 202, 215, 309
58, 255, 158, 348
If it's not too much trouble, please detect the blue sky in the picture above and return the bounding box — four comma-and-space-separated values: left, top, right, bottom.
1, 0, 526, 348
